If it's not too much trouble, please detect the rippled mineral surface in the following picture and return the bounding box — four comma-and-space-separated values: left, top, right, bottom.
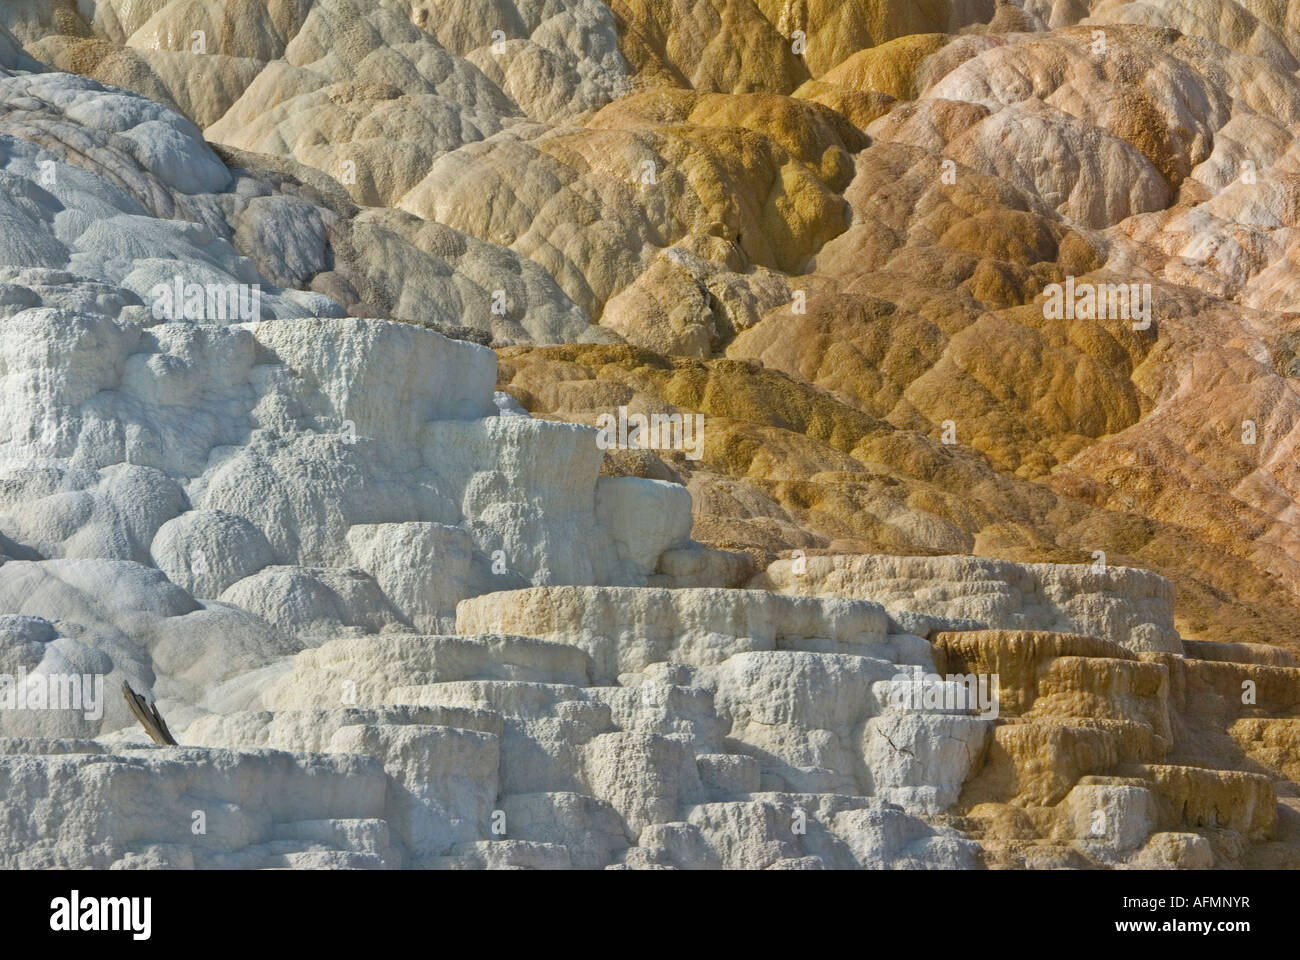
0, 0, 1296, 870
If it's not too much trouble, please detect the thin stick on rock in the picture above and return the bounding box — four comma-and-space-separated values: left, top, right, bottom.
122, 681, 178, 745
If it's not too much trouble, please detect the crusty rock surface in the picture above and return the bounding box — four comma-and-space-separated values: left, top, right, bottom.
1, 0, 1299, 871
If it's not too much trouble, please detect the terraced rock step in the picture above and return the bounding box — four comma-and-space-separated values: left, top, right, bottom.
3, 564, 1294, 868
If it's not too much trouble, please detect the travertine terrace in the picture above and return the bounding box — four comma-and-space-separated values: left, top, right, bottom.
0, 1, 1297, 870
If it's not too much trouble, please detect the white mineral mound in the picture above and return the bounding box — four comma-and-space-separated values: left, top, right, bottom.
0, 39, 596, 343
0, 68, 698, 748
